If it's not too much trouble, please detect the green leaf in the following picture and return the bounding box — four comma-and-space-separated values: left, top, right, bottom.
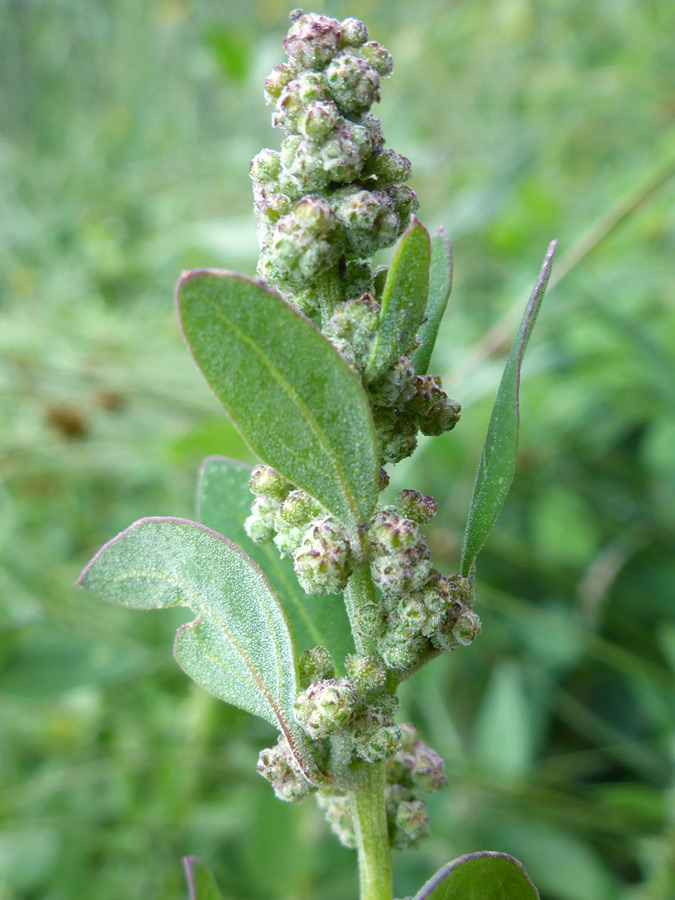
183, 856, 225, 900
412, 228, 453, 375
197, 455, 354, 670
177, 270, 379, 534
78, 517, 319, 783
461, 241, 557, 577
414, 852, 540, 900
364, 217, 431, 382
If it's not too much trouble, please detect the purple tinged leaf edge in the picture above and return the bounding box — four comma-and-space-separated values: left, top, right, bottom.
413, 851, 540, 900
77, 516, 323, 786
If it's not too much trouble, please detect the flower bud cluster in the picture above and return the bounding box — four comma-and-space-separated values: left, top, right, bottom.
251, 12, 417, 313
293, 651, 401, 766
316, 723, 446, 849
325, 294, 461, 463
257, 733, 316, 803
385, 723, 447, 849
367, 504, 481, 670
245, 465, 354, 595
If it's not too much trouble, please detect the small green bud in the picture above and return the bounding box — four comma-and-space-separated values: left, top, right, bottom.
249, 464, 292, 501
294, 677, 358, 739
431, 602, 482, 651
324, 53, 380, 115
395, 490, 438, 525
345, 653, 387, 693
325, 295, 379, 371
393, 594, 437, 639
411, 742, 448, 793
420, 396, 461, 437
358, 723, 402, 763
284, 12, 342, 71
378, 630, 425, 670
299, 646, 336, 689
293, 515, 352, 595
317, 792, 356, 848
368, 356, 417, 405
362, 40, 394, 77
365, 148, 412, 186
368, 507, 424, 555
244, 495, 278, 544
292, 196, 336, 235
373, 407, 418, 464
393, 799, 430, 849
297, 99, 339, 140
273, 490, 324, 556
452, 607, 482, 646
249, 149, 282, 183
340, 17, 369, 47
264, 63, 294, 103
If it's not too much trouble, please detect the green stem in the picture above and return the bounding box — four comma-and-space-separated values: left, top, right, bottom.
344, 562, 382, 656
349, 760, 393, 900
317, 268, 342, 329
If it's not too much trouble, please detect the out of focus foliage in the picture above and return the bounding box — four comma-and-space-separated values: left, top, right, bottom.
1, 1, 673, 899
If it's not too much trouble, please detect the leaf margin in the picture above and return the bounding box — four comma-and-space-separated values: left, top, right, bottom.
413, 851, 540, 900
176, 268, 380, 535
460, 240, 557, 578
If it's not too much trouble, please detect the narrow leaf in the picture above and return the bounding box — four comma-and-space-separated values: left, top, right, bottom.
78, 517, 318, 782
461, 241, 557, 577
414, 852, 540, 900
177, 270, 379, 534
364, 217, 431, 382
412, 228, 453, 375
183, 856, 225, 900
197, 455, 354, 670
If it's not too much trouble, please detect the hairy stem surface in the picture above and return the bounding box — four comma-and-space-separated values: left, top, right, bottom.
344, 562, 381, 656
349, 760, 393, 900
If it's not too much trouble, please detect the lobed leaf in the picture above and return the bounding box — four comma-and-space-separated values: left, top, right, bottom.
364, 217, 431, 382
412, 228, 453, 375
461, 241, 557, 578
183, 856, 225, 900
197, 455, 354, 671
177, 270, 379, 535
414, 852, 540, 900
78, 517, 318, 782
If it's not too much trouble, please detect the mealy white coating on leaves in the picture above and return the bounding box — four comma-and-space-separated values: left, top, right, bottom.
178, 270, 379, 533
78, 517, 317, 779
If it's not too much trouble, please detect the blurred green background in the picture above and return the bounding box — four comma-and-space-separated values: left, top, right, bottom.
1, 0, 674, 898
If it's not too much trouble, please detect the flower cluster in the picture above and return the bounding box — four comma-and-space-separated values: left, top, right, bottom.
257, 732, 316, 803
326, 298, 461, 464
251, 16, 481, 853
293, 647, 401, 764
245, 465, 354, 595
368, 501, 481, 670
251, 11, 417, 315
317, 723, 447, 850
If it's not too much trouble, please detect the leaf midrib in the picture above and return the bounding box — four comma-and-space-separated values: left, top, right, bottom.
195, 292, 363, 528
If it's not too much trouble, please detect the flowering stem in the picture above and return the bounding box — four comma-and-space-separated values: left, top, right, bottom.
344, 562, 382, 656
317, 269, 342, 329
349, 760, 393, 900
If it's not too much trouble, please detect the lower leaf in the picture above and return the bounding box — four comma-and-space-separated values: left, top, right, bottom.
413, 851, 540, 900
183, 856, 225, 900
